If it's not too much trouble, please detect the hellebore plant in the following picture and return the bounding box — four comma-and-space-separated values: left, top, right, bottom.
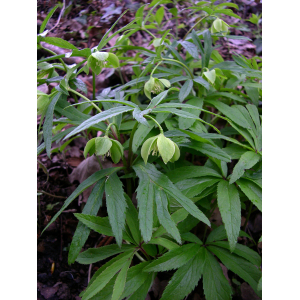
38, 1, 262, 300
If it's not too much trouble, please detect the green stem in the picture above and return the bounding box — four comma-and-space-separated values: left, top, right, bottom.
145, 115, 163, 134
105, 123, 116, 137
150, 61, 163, 77
162, 58, 194, 79
40, 45, 68, 72
92, 72, 96, 100
183, 15, 209, 41
142, 28, 156, 39
95, 155, 103, 170
68, 88, 102, 113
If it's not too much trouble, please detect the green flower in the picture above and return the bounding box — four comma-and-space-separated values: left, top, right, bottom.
211, 18, 230, 36
84, 136, 123, 164
37, 91, 50, 115
141, 133, 180, 164
144, 76, 171, 100
87, 51, 120, 75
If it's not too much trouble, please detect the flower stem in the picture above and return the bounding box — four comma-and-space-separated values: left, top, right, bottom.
162, 58, 194, 79
145, 115, 164, 134
68, 88, 102, 113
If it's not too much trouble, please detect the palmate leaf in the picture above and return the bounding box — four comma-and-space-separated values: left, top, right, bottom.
202, 248, 232, 300
208, 246, 262, 296
217, 180, 241, 252
133, 164, 210, 242
68, 179, 105, 264
143, 243, 200, 272
42, 167, 122, 233
105, 173, 128, 247
160, 247, 205, 300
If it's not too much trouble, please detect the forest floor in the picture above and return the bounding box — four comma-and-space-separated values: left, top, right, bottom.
37, 1, 262, 299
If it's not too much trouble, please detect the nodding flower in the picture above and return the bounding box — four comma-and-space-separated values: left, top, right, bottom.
144, 76, 171, 100
141, 133, 180, 164
84, 136, 123, 164
211, 18, 230, 36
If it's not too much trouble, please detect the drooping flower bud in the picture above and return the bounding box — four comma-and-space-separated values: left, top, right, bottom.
141, 133, 180, 164
84, 136, 123, 164
144, 76, 171, 100
211, 18, 230, 36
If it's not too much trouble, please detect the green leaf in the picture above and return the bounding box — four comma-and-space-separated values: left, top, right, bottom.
42, 167, 121, 233
202, 248, 232, 300
178, 97, 203, 130
133, 164, 211, 227
64, 106, 134, 139
97, 10, 129, 50
210, 241, 261, 267
206, 225, 227, 243
74, 214, 113, 236
155, 6, 165, 25
143, 243, 200, 272
148, 237, 180, 250
135, 4, 146, 26
39, 4, 60, 33
181, 232, 203, 245
147, 88, 179, 109
207, 91, 247, 103
257, 276, 262, 291
68, 179, 105, 264
217, 180, 241, 252
111, 257, 132, 300
160, 247, 205, 300
208, 246, 261, 296
124, 194, 141, 245
81, 251, 134, 300
154, 186, 181, 243
215, 8, 241, 19
121, 262, 151, 298
203, 30, 212, 68
105, 173, 128, 247
42, 37, 78, 49
133, 107, 150, 127
126, 273, 153, 300
180, 41, 199, 59
134, 167, 154, 242
182, 141, 231, 162
205, 99, 249, 128
230, 151, 261, 184
77, 244, 135, 264
179, 79, 193, 102
193, 76, 210, 90
236, 178, 262, 211
167, 166, 222, 183
43, 92, 63, 157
